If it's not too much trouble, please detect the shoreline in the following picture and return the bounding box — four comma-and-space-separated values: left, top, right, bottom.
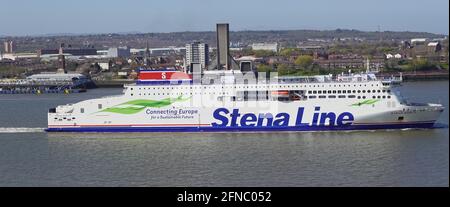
93, 79, 135, 88
378, 71, 449, 82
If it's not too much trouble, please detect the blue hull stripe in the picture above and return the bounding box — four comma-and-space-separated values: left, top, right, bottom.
46, 123, 436, 132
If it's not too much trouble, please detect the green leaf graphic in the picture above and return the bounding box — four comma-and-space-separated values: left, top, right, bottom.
101, 95, 191, 114
350, 99, 379, 106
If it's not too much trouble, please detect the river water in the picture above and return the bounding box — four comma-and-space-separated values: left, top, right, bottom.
0, 81, 448, 186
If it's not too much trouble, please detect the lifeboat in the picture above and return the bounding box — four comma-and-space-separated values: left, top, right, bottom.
271, 90, 290, 97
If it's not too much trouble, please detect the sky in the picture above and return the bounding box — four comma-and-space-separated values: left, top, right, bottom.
0, 0, 448, 36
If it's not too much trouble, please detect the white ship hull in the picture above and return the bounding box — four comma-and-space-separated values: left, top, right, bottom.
47, 76, 444, 132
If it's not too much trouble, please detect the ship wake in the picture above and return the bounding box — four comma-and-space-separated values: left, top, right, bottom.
0, 127, 46, 133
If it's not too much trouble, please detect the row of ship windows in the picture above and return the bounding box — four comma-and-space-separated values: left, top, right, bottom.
54, 117, 76, 121
308, 95, 391, 99
130, 90, 390, 96
131, 92, 231, 96
219, 94, 392, 102
308, 89, 391, 94
129, 89, 392, 96
130, 84, 382, 91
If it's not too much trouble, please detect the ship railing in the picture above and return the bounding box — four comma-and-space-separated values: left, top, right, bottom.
380, 76, 403, 82
379, 72, 403, 81
276, 73, 395, 84
276, 77, 378, 84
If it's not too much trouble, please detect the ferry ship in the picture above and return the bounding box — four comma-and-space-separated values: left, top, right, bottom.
46, 69, 445, 132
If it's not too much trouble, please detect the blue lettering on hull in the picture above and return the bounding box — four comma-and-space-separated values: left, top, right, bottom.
212, 107, 354, 127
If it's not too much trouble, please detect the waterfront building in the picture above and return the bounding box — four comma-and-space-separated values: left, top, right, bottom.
129, 47, 186, 56
96, 50, 109, 56
3, 40, 16, 54
108, 47, 131, 58
27, 72, 87, 82
38, 48, 97, 56
314, 56, 385, 70
185, 42, 209, 70
403, 38, 444, 61
98, 62, 111, 71
251, 43, 279, 52
0, 53, 38, 61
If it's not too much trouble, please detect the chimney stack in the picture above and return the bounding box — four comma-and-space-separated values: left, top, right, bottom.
216, 23, 230, 70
